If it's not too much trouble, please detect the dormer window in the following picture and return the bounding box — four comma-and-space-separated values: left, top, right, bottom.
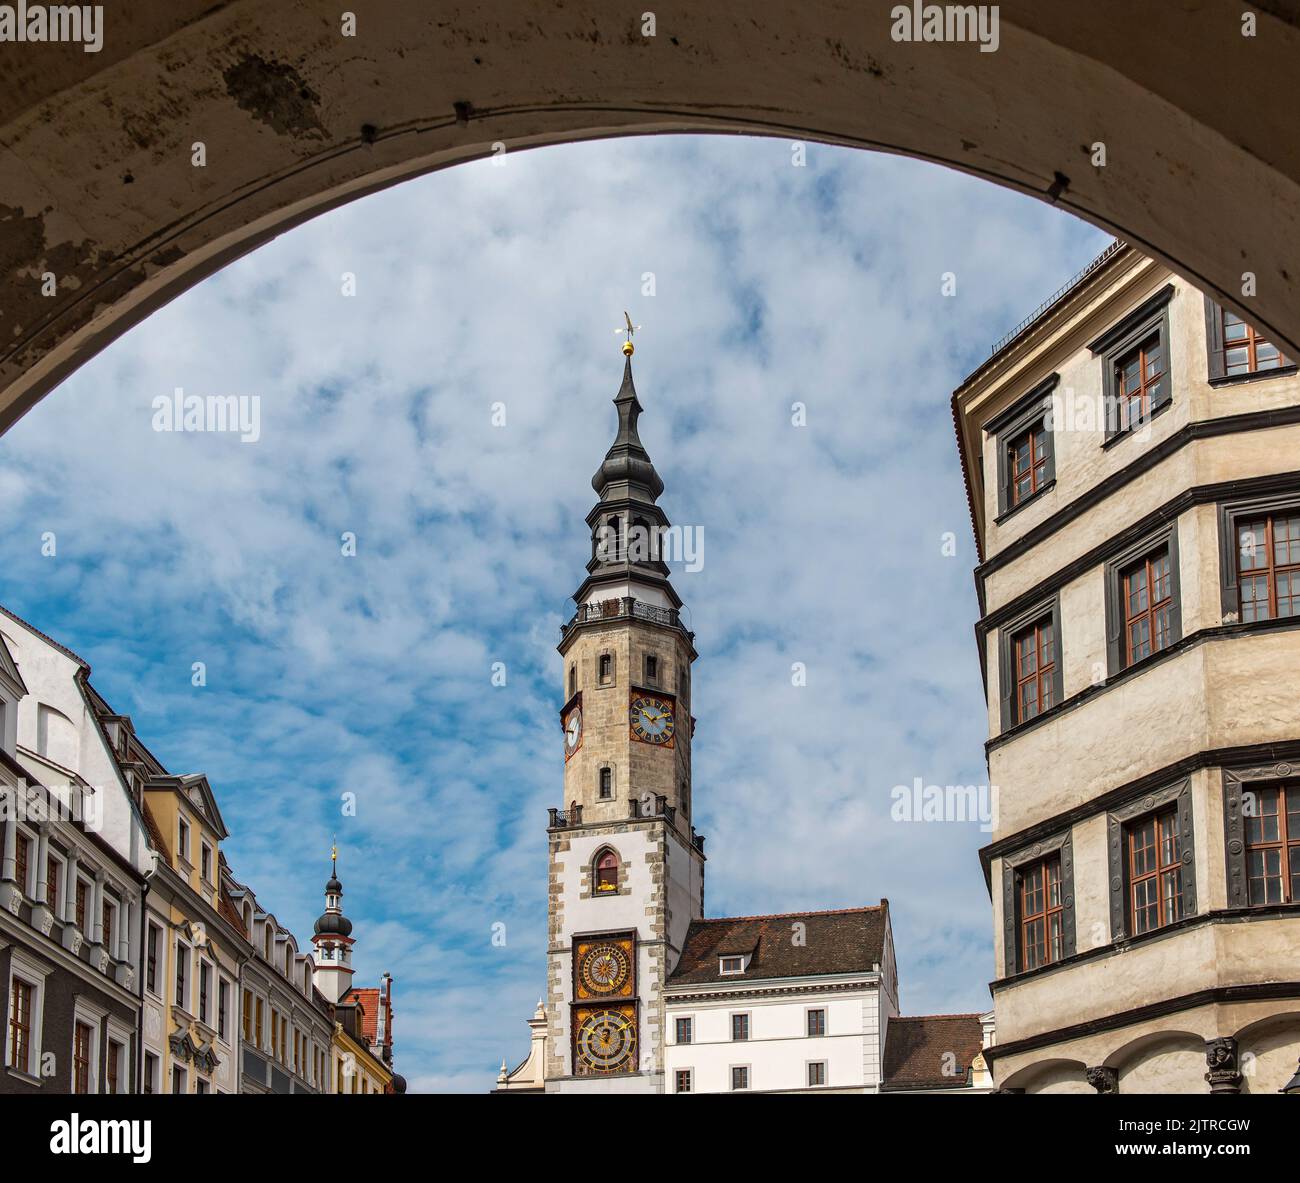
719, 955, 747, 976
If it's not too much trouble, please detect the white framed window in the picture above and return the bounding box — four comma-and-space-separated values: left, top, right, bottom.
171, 1063, 187, 1094
106, 1018, 132, 1094
5, 949, 50, 1082
200, 841, 213, 884
12, 822, 36, 898
719, 955, 747, 976
145, 920, 162, 997
143, 1050, 159, 1095
44, 850, 64, 917
674, 1067, 692, 1093
807, 1060, 827, 1087
674, 1015, 693, 1045
730, 1064, 750, 1091
730, 1012, 751, 1042
217, 976, 231, 1043
71, 997, 106, 1094
101, 894, 118, 952
197, 958, 212, 1026
175, 938, 191, 1011
176, 814, 190, 864
805, 1007, 827, 1037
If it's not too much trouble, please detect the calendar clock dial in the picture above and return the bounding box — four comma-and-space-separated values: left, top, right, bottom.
578, 941, 631, 997
574, 1006, 638, 1075
629, 692, 675, 747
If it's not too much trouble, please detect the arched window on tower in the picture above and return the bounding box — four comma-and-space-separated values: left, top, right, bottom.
603, 515, 621, 562
594, 849, 619, 894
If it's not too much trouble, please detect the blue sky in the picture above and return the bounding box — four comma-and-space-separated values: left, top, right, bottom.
0, 135, 1110, 1091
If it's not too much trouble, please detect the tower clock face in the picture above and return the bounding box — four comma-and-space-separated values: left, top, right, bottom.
629, 693, 675, 746
578, 942, 632, 996
574, 1006, 638, 1074
563, 706, 582, 759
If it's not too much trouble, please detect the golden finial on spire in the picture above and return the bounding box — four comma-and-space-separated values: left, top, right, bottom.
615, 310, 641, 356
331, 835, 337, 875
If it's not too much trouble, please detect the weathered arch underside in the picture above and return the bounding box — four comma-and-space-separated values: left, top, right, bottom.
2, 1, 1299, 430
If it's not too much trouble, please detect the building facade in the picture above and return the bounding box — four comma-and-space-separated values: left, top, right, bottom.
953, 242, 1300, 1093
0, 601, 399, 1095
0, 615, 151, 1095
498, 337, 987, 1094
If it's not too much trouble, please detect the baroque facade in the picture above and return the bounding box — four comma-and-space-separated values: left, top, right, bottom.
953, 241, 1300, 1093
497, 337, 991, 1094
0, 602, 401, 1094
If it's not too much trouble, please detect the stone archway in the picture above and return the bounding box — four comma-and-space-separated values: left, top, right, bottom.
3, 1, 1299, 431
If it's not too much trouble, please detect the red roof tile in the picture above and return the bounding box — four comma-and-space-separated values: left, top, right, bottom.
346, 988, 380, 1043
882, 1014, 984, 1090
141, 801, 170, 863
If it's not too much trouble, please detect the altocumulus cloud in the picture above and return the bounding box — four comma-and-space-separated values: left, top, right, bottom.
0, 135, 1109, 1092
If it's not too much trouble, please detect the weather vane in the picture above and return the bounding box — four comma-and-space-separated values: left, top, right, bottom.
615, 311, 641, 356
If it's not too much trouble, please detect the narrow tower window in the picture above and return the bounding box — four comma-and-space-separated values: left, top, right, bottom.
644, 654, 658, 684
594, 849, 619, 893
568, 664, 576, 697
598, 653, 614, 685
599, 767, 613, 800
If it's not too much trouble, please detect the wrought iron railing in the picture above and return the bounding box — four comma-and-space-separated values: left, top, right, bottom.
561, 597, 683, 636
990, 238, 1125, 357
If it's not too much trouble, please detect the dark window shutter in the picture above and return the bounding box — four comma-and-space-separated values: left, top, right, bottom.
1105, 563, 1124, 675
998, 631, 1016, 731
1166, 526, 1184, 645
1203, 295, 1226, 381
1049, 600, 1064, 706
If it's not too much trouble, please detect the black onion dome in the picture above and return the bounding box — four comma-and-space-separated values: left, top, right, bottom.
314, 911, 353, 937
390, 1074, 407, 1094
326, 875, 342, 893
591, 357, 664, 501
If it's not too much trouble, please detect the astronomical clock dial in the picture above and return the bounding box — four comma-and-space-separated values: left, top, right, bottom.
629, 693, 675, 747
563, 704, 582, 759
578, 942, 632, 997
574, 1006, 638, 1075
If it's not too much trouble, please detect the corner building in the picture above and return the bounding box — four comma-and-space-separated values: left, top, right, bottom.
952, 241, 1300, 1093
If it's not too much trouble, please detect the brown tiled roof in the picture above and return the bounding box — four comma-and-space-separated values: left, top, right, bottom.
346, 988, 380, 1043
667, 905, 887, 985
141, 800, 170, 863
218, 885, 246, 933
882, 1014, 983, 1090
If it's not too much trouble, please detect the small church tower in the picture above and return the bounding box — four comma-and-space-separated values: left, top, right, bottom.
311, 844, 355, 1004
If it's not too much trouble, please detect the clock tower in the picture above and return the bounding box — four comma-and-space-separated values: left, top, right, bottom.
543, 336, 706, 1092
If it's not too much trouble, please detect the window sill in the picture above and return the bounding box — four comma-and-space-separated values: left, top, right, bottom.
5, 1065, 44, 1086
993, 479, 1056, 526
1208, 364, 1297, 389
1101, 398, 1172, 450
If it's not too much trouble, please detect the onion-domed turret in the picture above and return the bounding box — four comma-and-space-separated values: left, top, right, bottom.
311, 840, 356, 1004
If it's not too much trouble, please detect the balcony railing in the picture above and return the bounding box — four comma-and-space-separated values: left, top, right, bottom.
561, 597, 686, 637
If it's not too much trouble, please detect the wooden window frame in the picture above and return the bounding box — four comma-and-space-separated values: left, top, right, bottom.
675, 1068, 692, 1093
730, 1064, 750, 1091
1126, 807, 1185, 935
12, 827, 30, 897
986, 373, 1059, 521
1104, 523, 1182, 676
175, 938, 190, 1011
1090, 284, 1175, 443
730, 1012, 751, 1042
674, 1016, 692, 1045
1001, 830, 1076, 977
997, 596, 1063, 732
1016, 854, 1064, 973
1107, 778, 1196, 941
5, 950, 48, 1080
806, 1008, 826, 1037
1242, 782, 1300, 906
1204, 295, 1296, 384
1218, 491, 1300, 624
807, 1060, 828, 1087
